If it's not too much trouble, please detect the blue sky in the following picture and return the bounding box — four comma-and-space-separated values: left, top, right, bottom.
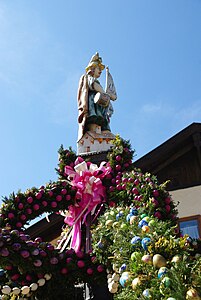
1, 0, 201, 200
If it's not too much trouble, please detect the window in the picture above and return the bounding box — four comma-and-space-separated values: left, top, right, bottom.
179, 215, 201, 239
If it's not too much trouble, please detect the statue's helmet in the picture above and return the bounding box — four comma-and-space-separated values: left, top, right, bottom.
85, 52, 105, 73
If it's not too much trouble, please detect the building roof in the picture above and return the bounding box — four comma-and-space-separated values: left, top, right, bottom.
134, 122, 201, 190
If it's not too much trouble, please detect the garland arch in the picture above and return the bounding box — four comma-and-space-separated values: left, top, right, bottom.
0, 136, 200, 300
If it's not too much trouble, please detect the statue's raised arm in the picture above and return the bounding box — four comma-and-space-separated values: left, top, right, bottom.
77, 53, 117, 145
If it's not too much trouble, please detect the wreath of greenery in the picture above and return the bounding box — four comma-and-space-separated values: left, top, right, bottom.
0, 136, 200, 300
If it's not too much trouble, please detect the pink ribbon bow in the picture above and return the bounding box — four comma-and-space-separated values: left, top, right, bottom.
59, 157, 111, 252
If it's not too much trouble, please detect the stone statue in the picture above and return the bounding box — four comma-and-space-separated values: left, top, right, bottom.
77, 53, 117, 142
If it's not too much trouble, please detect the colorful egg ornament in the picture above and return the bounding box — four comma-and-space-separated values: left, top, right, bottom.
142, 289, 151, 298
158, 267, 168, 279
132, 277, 141, 289
153, 254, 167, 268
119, 272, 130, 287
142, 254, 153, 264
141, 237, 151, 251
131, 236, 141, 245
161, 276, 171, 287
186, 288, 201, 300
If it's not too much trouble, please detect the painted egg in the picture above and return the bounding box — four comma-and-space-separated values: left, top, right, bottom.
153, 254, 167, 268
38, 278, 46, 286
0, 269, 5, 276
130, 215, 138, 224
44, 273, 52, 280
142, 225, 150, 232
171, 255, 181, 263
138, 219, 148, 228
2, 285, 11, 294
161, 276, 171, 287
119, 272, 130, 287
130, 208, 138, 215
119, 263, 126, 272
105, 220, 113, 227
112, 273, 120, 281
158, 267, 168, 279
116, 212, 123, 220
21, 286, 30, 295
141, 237, 151, 250
126, 214, 132, 222
30, 283, 38, 291
142, 254, 153, 264
143, 289, 151, 298
186, 288, 201, 300
131, 251, 141, 261
142, 216, 150, 222
131, 236, 141, 245
12, 287, 21, 295
131, 277, 141, 289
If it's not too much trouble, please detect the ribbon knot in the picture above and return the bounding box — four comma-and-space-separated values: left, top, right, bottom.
58, 157, 111, 252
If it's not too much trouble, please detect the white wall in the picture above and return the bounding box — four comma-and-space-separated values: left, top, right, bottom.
170, 185, 201, 218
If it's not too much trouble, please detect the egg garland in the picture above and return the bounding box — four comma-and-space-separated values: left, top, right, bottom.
0, 272, 52, 297
1, 136, 200, 299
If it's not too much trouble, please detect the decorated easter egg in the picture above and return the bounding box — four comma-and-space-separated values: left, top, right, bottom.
12, 287, 21, 295
108, 281, 118, 290
119, 272, 130, 287
21, 286, 30, 295
119, 263, 126, 272
0, 269, 5, 276
38, 278, 46, 286
153, 254, 167, 268
142, 225, 150, 232
161, 276, 171, 287
2, 285, 11, 294
105, 219, 113, 227
131, 236, 141, 245
44, 273, 52, 280
143, 289, 151, 298
158, 267, 168, 279
30, 283, 38, 291
131, 251, 141, 261
112, 222, 119, 228
126, 214, 132, 222
132, 277, 141, 289
112, 273, 120, 282
167, 298, 176, 300
138, 219, 148, 228
142, 254, 153, 264
130, 215, 138, 224
148, 219, 156, 227
171, 255, 181, 263
130, 207, 138, 215
142, 216, 150, 222
186, 288, 201, 300
141, 237, 151, 250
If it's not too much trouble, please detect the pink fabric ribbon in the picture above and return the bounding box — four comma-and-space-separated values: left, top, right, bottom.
62, 157, 111, 252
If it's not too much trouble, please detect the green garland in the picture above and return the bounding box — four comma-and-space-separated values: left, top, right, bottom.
0, 136, 200, 299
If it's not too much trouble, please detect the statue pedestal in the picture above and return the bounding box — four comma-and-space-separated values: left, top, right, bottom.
77, 124, 115, 155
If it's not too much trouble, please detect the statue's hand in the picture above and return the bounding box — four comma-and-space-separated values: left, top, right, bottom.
107, 93, 117, 101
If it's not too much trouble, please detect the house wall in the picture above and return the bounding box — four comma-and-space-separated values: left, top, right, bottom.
170, 185, 201, 218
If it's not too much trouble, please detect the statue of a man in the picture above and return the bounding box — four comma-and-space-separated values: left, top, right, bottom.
77, 53, 117, 141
